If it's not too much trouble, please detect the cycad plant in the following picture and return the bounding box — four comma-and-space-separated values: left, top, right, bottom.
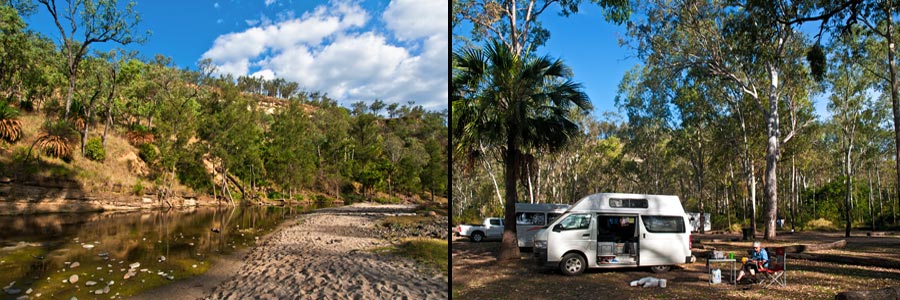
0, 102, 23, 143
32, 119, 78, 161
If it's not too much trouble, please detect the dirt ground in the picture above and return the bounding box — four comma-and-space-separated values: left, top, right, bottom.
452, 231, 900, 300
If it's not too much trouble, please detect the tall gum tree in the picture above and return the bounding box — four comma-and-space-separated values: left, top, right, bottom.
625, 0, 816, 239
37, 0, 147, 119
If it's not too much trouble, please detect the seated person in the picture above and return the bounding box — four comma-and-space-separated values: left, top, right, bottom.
735, 241, 768, 284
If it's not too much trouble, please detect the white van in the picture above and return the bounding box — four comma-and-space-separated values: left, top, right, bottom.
532, 193, 694, 276
515, 203, 570, 247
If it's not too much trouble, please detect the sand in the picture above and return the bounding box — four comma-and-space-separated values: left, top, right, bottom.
132, 203, 448, 300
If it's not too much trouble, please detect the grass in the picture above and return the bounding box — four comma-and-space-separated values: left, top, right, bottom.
395, 238, 448, 274
1, 112, 201, 196
382, 215, 431, 228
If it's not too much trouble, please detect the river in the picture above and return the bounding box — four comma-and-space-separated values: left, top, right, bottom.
0, 205, 323, 299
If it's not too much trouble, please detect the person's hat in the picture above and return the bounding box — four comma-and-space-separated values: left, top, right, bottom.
752, 241, 761, 247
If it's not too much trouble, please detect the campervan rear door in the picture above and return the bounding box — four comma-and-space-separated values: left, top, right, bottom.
637, 215, 689, 266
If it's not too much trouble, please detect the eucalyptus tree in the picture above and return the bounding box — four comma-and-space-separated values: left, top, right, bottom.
37, 0, 147, 119
826, 28, 879, 236
197, 83, 262, 204
264, 101, 315, 201
453, 40, 591, 261
625, 0, 817, 239
152, 67, 202, 202
453, 0, 631, 55
786, 1, 900, 219
75, 56, 106, 157
616, 65, 678, 195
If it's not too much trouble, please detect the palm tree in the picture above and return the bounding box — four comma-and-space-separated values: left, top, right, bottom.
452, 40, 592, 261
0, 103, 23, 143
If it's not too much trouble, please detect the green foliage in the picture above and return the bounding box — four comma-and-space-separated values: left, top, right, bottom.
84, 137, 105, 161
395, 238, 448, 274
137, 143, 158, 164
374, 196, 402, 204
807, 44, 826, 82
176, 150, 213, 193
10, 146, 30, 162
132, 180, 143, 195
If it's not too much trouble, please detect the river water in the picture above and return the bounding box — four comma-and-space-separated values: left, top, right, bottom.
0, 205, 322, 299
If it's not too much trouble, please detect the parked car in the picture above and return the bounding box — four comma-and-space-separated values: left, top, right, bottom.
456, 218, 503, 242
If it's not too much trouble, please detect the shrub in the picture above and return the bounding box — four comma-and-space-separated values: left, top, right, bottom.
176, 153, 213, 193
11, 146, 31, 162
84, 137, 106, 161
727, 223, 743, 234
806, 218, 838, 231
138, 143, 158, 164
374, 196, 401, 204
132, 180, 144, 196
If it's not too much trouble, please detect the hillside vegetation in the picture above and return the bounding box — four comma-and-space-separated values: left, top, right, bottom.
0, 3, 447, 208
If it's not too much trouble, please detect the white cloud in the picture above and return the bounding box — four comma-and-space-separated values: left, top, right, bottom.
201, 0, 448, 110
383, 0, 448, 40
250, 69, 275, 80
265, 0, 276, 6
214, 2, 219, 8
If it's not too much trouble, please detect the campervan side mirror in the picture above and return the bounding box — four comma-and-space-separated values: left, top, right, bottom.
552, 224, 563, 232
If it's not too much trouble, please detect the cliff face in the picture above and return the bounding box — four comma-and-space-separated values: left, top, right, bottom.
0, 179, 213, 215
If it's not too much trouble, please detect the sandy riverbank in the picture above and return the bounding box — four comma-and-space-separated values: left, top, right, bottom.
130, 203, 448, 300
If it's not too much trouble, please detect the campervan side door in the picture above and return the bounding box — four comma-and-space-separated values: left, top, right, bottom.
637, 215, 689, 266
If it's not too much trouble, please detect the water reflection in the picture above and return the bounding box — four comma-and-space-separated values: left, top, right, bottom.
0, 204, 319, 299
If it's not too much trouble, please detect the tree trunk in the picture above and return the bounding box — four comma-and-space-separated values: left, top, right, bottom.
869, 168, 875, 231
790, 158, 797, 232
480, 143, 504, 208
887, 1, 900, 223
763, 63, 780, 241
498, 134, 521, 261
65, 61, 76, 119
102, 104, 112, 147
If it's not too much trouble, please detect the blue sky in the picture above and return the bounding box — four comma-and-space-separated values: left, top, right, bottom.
539, 4, 637, 120
24, 0, 448, 110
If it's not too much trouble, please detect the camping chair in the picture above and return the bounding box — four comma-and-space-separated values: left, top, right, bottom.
756, 247, 786, 288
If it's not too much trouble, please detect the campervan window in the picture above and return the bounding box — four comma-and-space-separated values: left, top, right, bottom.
558, 214, 591, 230
641, 216, 685, 233
548, 213, 563, 224
609, 198, 648, 208
516, 212, 546, 225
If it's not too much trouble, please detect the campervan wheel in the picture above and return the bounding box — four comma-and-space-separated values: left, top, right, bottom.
560, 253, 585, 276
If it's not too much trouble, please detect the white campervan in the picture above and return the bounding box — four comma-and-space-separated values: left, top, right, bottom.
515, 203, 570, 247
532, 193, 694, 276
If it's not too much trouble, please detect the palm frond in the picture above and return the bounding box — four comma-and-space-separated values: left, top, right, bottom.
35, 120, 78, 160
0, 103, 23, 143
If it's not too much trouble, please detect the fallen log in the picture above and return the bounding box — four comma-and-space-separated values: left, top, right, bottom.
835, 286, 900, 300
789, 252, 900, 269
784, 239, 846, 253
